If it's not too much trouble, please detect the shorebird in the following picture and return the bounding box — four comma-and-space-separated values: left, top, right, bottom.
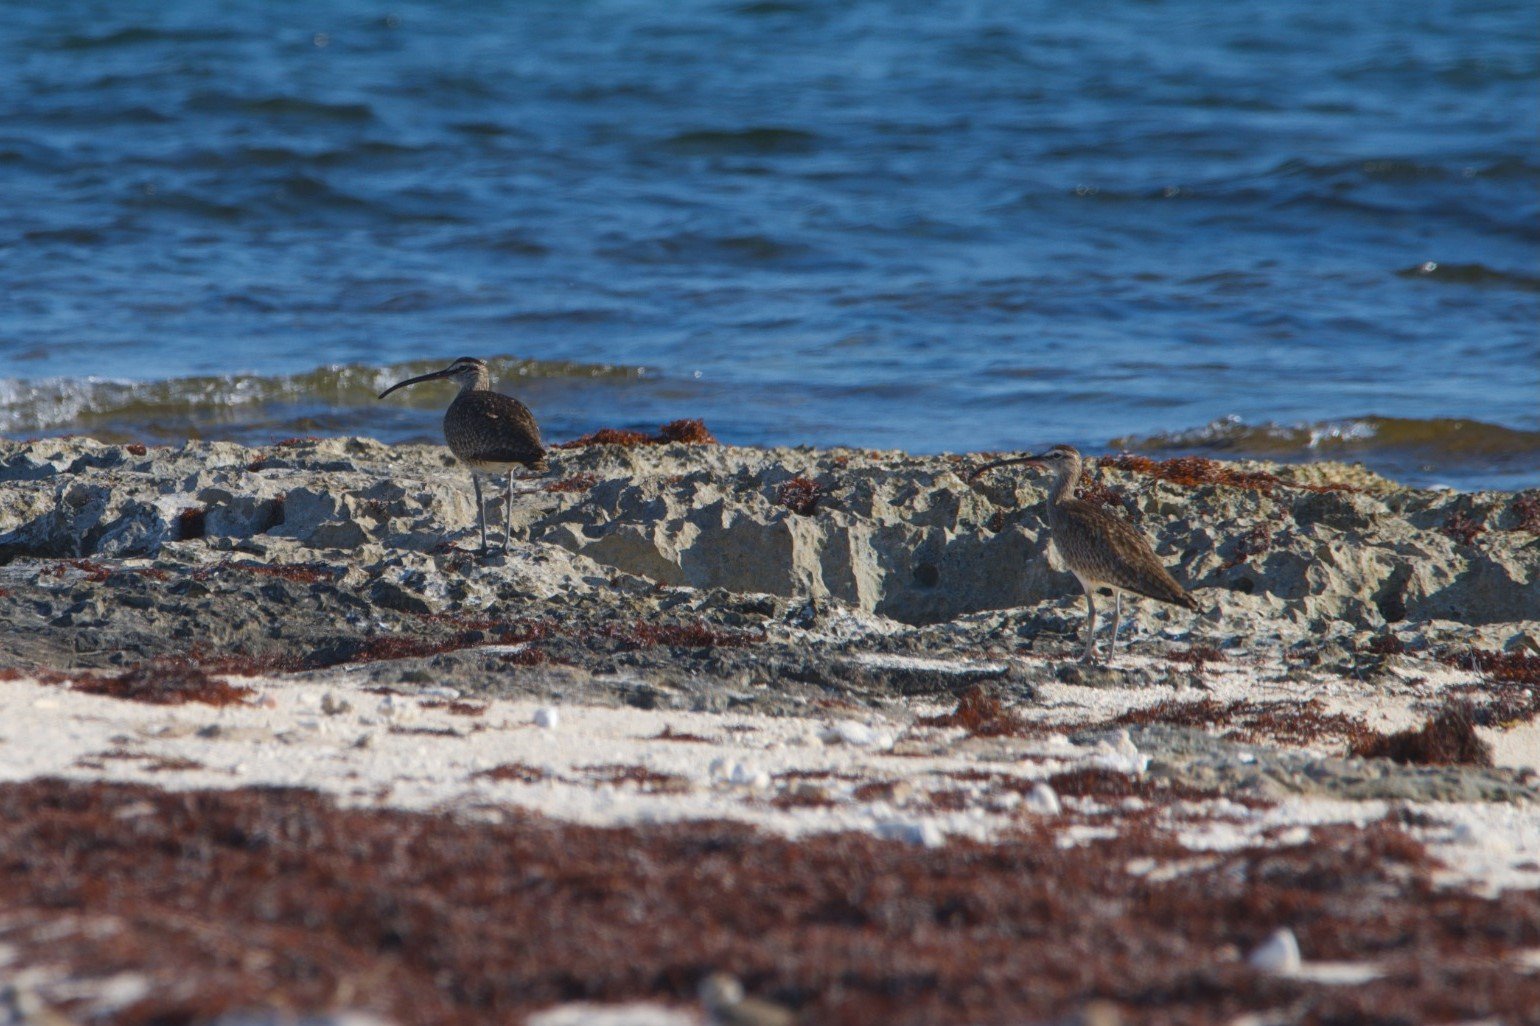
377, 356, 548, 553
971, 444, 1198, 664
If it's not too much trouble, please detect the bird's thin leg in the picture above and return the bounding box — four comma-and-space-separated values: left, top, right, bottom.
1109, 592, 1123, 659
1079, 588, 1098, 664
472, 474, 487, 553
504, 470, 515, 551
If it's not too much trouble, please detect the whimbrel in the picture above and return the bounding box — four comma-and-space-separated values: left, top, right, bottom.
971, 444, 1198, 663
378, 356, 548, 553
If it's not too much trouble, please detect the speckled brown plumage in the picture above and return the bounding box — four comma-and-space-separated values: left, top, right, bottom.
445, 390, 547, 472
1047, 498, 1198, 609
971, 443, 1199, 663
378, 356, 549, 552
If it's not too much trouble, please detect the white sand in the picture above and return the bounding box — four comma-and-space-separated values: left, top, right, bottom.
3, 653, 1537, 896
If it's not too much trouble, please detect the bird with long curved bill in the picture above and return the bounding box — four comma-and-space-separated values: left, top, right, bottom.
378, 356, 548, 554
971, 444, 1199, 664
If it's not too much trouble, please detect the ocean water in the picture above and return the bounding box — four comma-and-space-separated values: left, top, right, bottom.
1, 0, 1536, 489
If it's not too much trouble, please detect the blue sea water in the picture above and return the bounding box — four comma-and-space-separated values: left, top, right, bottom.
1, 0, 1537, 488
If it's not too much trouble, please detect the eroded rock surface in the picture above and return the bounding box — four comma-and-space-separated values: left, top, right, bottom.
4, 437, 1537, 630
2, 435, 1538, 805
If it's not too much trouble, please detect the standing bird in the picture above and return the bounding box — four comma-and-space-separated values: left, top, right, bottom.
971, 445, 1198, 664
377, 356, 548, 553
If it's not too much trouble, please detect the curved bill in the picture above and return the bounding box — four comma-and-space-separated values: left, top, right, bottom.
967, 453, 1047, 481
378, 368, 454, 400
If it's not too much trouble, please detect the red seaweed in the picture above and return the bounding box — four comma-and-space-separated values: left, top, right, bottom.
1440, 509, 1486, 546
1351, 703, 1492, 767
915, 686, 1030, 737
776, 477, 823, 515
544, 473, 600, 494
556, 419, 719, 449
0, 781, 1529, 1025
72, 659, 253, 707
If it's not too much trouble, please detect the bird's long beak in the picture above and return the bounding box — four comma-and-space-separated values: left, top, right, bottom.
377, 367, 455, 400
967, 453, 1047, 481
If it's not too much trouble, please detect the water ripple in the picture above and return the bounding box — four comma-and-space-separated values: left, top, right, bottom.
0, 0, 1534, 489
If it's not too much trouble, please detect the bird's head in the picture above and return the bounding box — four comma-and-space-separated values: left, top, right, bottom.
968, 443, 1081, 481
377, 356, 488, 399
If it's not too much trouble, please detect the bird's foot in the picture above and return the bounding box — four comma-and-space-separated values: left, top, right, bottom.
475, 543, 508, 562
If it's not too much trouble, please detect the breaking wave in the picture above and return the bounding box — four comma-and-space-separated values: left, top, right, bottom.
1112, 416, 1540, 488
0, 357, 645, 443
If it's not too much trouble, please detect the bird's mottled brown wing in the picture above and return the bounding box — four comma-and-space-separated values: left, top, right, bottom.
444, 392, 548, 471
1053, 499, 1198, 608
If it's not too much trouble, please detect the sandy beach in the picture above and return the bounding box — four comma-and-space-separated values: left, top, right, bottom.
6, 1, 1536, 1021
1, 433, 1538, 1023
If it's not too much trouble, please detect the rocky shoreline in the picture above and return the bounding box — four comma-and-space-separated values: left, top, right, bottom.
3, 434, 1538, 718
1, 433, 1538, 1023
3, 431, 1539, 807
4, 434, 1538, 648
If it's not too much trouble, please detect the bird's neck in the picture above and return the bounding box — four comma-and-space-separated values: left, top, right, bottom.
1047, 463, 1080, 506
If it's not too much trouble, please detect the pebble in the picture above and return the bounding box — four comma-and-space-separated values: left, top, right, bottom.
1247, 927, 1302, 974
875, 819, 945, 848
1092, 731, 1150, 775
1026, 782, 1062, 815
376, 695, 415, 722
1451, 821, 1480, 845
820, 721, 890, 747
709, 759, 770, 790
320, 692, 352, 716
533, 707, 560, 729
698, 972, 798, 1026
729, 763, 771, 790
